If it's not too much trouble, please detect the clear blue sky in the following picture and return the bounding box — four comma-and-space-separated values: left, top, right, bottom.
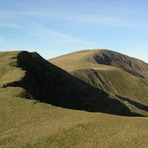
0, 0, 148, 62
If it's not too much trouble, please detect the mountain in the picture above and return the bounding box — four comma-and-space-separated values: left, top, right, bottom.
49, 49, 148, 78
49, 49, 148, 116
0, 50, 147, 116
0, 50, 148, 148
0, 50, 139, 116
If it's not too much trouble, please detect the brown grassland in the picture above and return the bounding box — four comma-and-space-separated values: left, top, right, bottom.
0, 50, 148, 147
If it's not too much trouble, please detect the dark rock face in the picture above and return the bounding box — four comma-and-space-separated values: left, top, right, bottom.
5, 51, 137, 116
94, 50, 148, 79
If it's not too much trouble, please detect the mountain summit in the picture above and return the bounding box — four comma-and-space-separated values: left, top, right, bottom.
50, 49, 148, 78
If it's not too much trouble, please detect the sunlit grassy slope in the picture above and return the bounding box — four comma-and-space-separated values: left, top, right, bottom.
0, 50, 148, 148
0, 87, 148, 148
0, 51, 25, 87
50, 49, 148, 116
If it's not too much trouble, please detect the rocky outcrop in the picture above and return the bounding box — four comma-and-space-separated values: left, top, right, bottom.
94, 50, 148, 79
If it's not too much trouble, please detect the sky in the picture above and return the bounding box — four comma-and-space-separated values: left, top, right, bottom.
0, 0, 148, 62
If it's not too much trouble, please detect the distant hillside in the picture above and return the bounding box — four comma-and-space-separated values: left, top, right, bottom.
49, 49, 148, 116
50, 49, 148, 78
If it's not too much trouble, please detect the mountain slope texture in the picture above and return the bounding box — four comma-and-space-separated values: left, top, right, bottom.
0, 50, 148, 147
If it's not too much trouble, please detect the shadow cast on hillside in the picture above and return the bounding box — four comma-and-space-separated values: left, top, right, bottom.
5, 51, 144, 117
117, 95, 148, 112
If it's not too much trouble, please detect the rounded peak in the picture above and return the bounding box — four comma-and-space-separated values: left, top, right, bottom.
50, 49, 148, 79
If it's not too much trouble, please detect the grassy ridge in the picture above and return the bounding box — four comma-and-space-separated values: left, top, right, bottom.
3, 51, 137, 116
